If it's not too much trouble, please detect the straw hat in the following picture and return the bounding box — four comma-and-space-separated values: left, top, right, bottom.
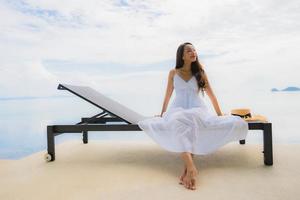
231, 108, 268, 122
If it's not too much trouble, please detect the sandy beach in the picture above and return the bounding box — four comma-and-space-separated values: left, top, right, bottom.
0, 140, 299, 200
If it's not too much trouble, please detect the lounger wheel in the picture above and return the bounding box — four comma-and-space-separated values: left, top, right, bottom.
44, 153, 53, 162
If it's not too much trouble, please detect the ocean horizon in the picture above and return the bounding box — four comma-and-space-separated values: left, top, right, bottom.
1, 88, 299, 160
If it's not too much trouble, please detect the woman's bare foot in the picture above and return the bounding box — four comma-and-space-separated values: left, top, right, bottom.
179, 167, 187, 185
182, 166, 198, 190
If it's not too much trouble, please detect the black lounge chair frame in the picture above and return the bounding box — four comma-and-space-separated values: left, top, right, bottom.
46, 84, 273, 166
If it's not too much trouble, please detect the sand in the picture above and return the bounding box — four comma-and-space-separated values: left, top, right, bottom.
0, 140, 299, 200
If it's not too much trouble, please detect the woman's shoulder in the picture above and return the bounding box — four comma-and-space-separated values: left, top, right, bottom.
169, 68, 177, 76
168, 68, 176, 80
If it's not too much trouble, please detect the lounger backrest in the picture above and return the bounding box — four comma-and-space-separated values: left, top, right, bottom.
59, 84, 148, 124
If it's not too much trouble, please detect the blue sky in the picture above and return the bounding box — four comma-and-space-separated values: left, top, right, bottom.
0, 0, 299, 99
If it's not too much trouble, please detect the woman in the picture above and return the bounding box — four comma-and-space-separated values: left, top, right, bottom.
137, 42, 248, 190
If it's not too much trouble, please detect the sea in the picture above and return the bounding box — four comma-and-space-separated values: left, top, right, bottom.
0, 90, 299, 159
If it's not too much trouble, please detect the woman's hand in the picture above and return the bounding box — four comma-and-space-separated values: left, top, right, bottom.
218, 112, 228, 116
217, 112, 225, 116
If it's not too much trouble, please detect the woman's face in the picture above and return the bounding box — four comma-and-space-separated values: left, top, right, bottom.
182, 44, 197, 63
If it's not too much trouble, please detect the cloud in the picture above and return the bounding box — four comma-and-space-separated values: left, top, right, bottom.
0, 0, 299, 98
0, 60, 58, 97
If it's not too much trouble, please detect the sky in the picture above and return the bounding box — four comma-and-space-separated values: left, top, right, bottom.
0, 0, 299, 100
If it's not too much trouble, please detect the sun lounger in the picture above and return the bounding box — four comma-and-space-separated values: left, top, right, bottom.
46, 83, 273, 166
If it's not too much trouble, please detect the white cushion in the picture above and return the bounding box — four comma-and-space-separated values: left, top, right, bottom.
60, 84, 148, 124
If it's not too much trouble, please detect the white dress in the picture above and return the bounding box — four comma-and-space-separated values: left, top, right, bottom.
137, 73, 248, 155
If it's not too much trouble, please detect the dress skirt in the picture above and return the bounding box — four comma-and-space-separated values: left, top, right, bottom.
137, 106, 248, 155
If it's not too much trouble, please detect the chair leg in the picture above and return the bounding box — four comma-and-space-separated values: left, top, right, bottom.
83, 131, 88, 144
263, 123, 273, 166
47, 126, 55, 161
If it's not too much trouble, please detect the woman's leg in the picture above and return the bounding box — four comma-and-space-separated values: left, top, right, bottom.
179, 154, 194, 184
180, 152, 198, 190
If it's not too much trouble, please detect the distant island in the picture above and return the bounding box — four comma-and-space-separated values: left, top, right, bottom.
271, 86, 300, 92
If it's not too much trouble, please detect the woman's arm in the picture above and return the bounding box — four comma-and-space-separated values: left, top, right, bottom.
159, 70, 175, 116
203, 72, 223, 116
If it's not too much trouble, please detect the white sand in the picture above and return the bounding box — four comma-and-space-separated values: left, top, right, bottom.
0, 140, 299, 200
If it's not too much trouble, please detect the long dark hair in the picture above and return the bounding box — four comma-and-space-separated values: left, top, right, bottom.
175, 42, 206, 95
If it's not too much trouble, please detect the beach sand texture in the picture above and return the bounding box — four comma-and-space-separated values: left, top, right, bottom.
0, 140, 299, 200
